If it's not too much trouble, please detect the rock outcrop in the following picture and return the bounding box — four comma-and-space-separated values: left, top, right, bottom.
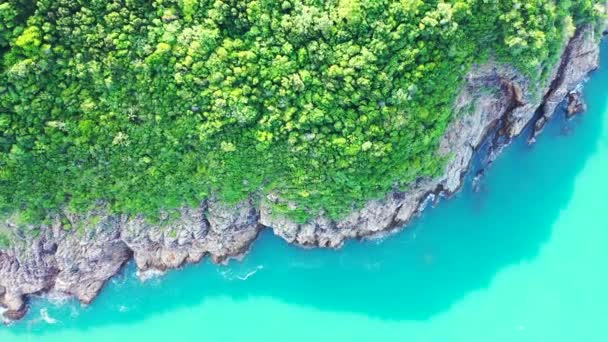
121, 198, 260, 270
0, 25, 603, 322
0, 200, 260, 321
0, 210, 132, 320
529, 26, 601, 141
261, 25, 602, 246
566, 90, 588, 118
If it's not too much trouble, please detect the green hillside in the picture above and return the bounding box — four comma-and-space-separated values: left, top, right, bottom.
0, 0, 603, 223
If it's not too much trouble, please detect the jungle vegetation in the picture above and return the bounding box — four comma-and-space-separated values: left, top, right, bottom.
0, 0, 604, 225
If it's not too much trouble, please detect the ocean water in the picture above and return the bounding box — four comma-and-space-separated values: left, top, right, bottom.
2, 41, 608, 341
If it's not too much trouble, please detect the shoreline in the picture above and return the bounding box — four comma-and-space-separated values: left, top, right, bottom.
1, 25, 605, 323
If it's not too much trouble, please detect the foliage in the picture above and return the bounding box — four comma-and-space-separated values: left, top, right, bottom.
0, 0, 603, 222
0, 232, 9, 248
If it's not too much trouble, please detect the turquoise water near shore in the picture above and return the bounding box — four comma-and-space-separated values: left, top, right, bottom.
2, 40, 608, 341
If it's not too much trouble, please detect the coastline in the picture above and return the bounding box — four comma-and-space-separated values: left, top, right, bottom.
1, 24, 605, 323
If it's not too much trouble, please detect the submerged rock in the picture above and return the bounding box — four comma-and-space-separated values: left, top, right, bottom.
472, 169, 486, 194
0, 25, 603, 323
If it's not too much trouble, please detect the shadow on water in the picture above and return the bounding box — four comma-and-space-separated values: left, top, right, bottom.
5, 40, 608, 334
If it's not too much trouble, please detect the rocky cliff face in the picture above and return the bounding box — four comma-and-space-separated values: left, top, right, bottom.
261, 25, 602, 247
0, 25, 603, 323
0, 200, 260, 322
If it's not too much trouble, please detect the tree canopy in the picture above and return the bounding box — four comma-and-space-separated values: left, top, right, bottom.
0, 0, 603, 223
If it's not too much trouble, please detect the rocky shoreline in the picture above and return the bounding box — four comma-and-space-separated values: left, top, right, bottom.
0, 24, 605, 323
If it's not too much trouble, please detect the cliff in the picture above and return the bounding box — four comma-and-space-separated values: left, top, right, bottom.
0, 25, 604, 322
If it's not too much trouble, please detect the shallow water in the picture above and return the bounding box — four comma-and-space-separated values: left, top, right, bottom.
2, 41, 608, 341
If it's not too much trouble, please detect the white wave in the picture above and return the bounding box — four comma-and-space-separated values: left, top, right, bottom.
69, 305, 81, 318
118, 305, 129, 313
111, 275, 128, 287
0, 306, 10, 325
236, 265, 264, 280
40, 308, 59, 325
418, 193, 437, 212
45, 291, 71, 306
220, 265, 264, 281
137, 269, 166, 282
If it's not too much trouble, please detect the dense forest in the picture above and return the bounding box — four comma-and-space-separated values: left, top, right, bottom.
0, 0, 604, 230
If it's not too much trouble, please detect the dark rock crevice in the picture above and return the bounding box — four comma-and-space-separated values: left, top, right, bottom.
529, 27, 601, 142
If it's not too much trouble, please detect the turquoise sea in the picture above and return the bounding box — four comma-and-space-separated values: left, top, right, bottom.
2, 40, 608, 341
